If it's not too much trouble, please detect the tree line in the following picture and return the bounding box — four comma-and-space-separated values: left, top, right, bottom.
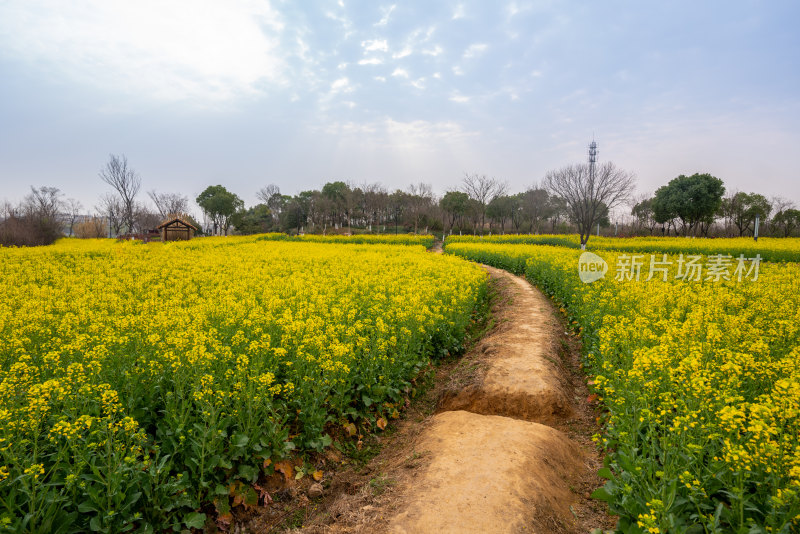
631, 173, 800, 238
2, 153, 798, 247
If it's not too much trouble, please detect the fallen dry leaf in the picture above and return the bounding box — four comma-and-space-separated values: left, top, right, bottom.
216, 512, 232, 531
274, 460, 294, 481
253, 483, 273, 506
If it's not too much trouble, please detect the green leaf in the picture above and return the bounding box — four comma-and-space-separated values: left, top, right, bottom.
78, 501, 98, 513
184, 512, 206, 529
89, 516, 101, 532
597, 467, 614, 480
231, 433, 249, 448
590, 486, 614, 503
244, 487, 259, 507
362, 394, 373, 407
238, 464, 258, 482
218, 457, 233, 470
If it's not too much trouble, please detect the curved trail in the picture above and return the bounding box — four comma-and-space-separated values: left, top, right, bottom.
385, 266, 592, 534
288, 252, 609, 533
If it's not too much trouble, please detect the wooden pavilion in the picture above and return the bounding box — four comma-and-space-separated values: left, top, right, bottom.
158, 217, 197, 241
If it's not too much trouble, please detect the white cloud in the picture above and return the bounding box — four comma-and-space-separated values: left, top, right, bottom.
392, 47, 413, 59
392, 68, 409, 78
0, 0, 286, 104
410, 78, 426, 90
338, 62, 349, 70
452, 66, 464, 76
358, 57, 383, 66
463, 43, 488, 59
450, 94, 470, 103
330, 77, 354, 94
506, 2, 531, 19
375, 4, 396, 27
422, 46, 443, 56
320, 118, 477, 150
383, 118, 476, 147
390, 25, 438, 60
374, 76, 387, 82
452, 4, 466, 20
362, 39, 389, 52
325, 9, 354, 37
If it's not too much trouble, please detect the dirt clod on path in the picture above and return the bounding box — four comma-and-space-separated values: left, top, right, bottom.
387, 410, 584, 534
438, 266, 572, 424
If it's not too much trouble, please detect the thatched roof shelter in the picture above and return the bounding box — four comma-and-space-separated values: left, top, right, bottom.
158, 217, 197, 241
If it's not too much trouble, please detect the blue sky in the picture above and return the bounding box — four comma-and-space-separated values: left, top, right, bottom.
1, 1, 798, 213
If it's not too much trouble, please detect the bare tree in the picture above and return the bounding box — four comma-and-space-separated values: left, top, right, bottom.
134, 202, 162, 233
543, 161, 635, 248
461, 173, 507, 234
256, 184, 280, 204
23, 186, 64, 220
362, 183, 388, 230
65, 198, 83, 237
97, 193, 123, 237
257, 184, 285, 225
74, 217, 107, 239
148, 190, 188, 219
768, 196, 796, 235
1, 187, 64, 246
407, 183, 434, 234
99, 154, 141, 233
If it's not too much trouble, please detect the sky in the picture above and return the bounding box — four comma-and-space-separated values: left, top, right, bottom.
1, 0, 799, 214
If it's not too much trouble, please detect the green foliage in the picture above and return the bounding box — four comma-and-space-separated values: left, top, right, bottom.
652, 173, 725, 235
446, 242, 800, 533
232, 204, 273, 235
722, 192, 772, 236
444, 233, 800, 262
196, 185, 244, 236
0, 239, 485, 532
772, 209, 800, 237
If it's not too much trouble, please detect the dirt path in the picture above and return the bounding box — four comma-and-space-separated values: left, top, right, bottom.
277, 263, 612, 533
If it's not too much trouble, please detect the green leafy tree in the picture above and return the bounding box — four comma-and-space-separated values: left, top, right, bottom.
232, 204, 273, 235
486, 195, 518, 233
771, 208, 800, 237
519, 188, 552, 233
321, 181, 351, 229
388, 190, 408, 234
280, 195, 312, 234
652, 173, 725, 236
196, 185, 243, 236
722, 192, 772, 236
631, 197, 658, 235
440, 191, 470, 232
